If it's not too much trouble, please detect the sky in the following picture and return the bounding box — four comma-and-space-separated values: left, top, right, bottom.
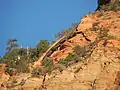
0, 0, 98, 56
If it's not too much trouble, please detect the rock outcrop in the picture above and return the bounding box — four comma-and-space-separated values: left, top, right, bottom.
5, 9, 120, 90
0, 64, 10, 90
1, 0, 120, 90
42, 10, 120, 90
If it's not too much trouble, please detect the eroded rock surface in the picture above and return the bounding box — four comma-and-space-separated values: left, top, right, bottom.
1, 1, 120, 90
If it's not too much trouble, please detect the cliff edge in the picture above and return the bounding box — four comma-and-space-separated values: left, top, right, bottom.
1, 0, 120, 90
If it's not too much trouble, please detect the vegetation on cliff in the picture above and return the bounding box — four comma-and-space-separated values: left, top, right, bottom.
1, 0, 120, 89
0, 39, 50, 74
0, 23, 79, 75
98, 0, 120, 11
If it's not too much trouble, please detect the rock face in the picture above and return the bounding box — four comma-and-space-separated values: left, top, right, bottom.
1, 1, 120, 90
6, 10, 120, 90
45, 46, 120, 90
0, 64, 10, 89
43, 10, 120, 90
32, 0, 120, 68
49, 10, 120, 62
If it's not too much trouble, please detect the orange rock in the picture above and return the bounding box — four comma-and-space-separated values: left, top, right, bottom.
107, 39, 120, 49
0, 64, 7, 76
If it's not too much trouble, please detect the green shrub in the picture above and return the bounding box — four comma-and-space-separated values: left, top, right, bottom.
59, 59, 69, 67
31, 68, 44, 77
98, 28, 109, 39
2, 39, 51, 74
15, 57, 29, 73
59, 45, 89, 67
89, 41, 97, 47
5, 67, 17, 76
59, 53, 73, 67
0, 57, 3, 64
65, 53, 75, 61
54, 63, 65, 72
1, 39, 50, 74
100, 0, 120, 11
42, 57, 54, 74
107, 34, 116, 39
59, 53, 79, 67
3, 50, 30, 74
36, 40, 50, 56
73, 45, 88, 57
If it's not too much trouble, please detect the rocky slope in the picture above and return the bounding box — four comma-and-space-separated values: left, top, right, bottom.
1, 0, 120, 90
42, 10, 120, 90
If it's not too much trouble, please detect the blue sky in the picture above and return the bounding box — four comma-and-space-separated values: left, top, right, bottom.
0, 0, 98, 56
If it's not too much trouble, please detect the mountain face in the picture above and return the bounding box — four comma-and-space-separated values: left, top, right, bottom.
0, 0, 120, 90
